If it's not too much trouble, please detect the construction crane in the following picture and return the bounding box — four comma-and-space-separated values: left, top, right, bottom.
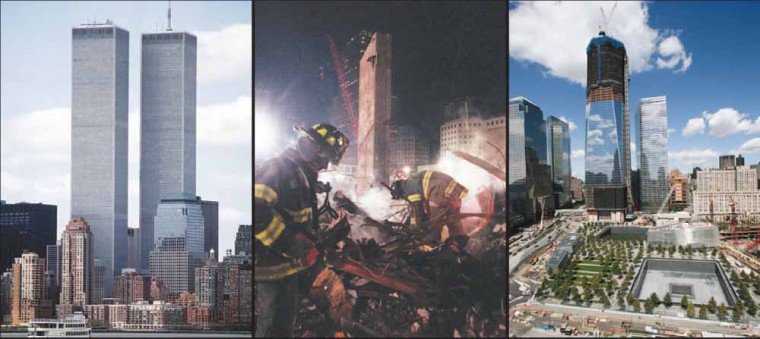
326, 35, 358, 139
599, 1, 619, 33
746, 227, 760, 252
730, 197, 740, 246
656, 185, 678, 215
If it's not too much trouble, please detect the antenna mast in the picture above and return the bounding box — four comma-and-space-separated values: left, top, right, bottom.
167, 0, 173, 31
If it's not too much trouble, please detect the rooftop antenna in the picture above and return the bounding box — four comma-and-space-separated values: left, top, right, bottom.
167, 0, 173, 31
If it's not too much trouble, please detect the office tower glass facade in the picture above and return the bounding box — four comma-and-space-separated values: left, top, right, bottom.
71, 25, 129, 298
150, 194, 205, 297
140, 32, 197, 271
234, 225, 252, 256
546, 116, 572, 208
585, 31, 630, 217
638, 96, 669, 213
508, 96, 552, 228
0, 202, 57, 273
198, 198, 219, 255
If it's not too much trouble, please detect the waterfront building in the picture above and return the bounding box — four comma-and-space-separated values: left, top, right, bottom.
149, 194, 205, 299
140, 30, 198, 271
113, 269, 152, 304
0, 201, 57, 273
11, 251, 52, 325
638, 96, 669, 213
71, 23, 130, 297
198, 198, 219, 255
59, 218, 94, 307
234, 225, 252, 256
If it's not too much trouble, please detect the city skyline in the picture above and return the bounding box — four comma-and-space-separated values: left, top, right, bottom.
0, 1, 252, 260
509, 1, 760, 178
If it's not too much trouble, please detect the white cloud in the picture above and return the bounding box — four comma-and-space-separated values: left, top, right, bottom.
572, 149, 585, 159
194, 24, 252, 84
667, 128, 676, 137
630, 141, 636, 154
668, 148, 718, 166
559, 116, 577, 131
682, 117, 705, 137
702, 108, 760, 138
732, 138, 760, 155
655, 36, 693, 73
198, 96, 252, 146
509, 1, 692, 85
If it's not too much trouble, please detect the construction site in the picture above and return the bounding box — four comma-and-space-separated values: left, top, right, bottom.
255, 2, 507, 337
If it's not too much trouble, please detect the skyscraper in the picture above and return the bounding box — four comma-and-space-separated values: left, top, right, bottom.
584, 30, 631, 220
140, 30, 197, 271
150, 194, 205, 298
59, 218, 94, 307
0, 202, 57, 273
71, 23, 129, 298
197, 198, 218, 255
234, 225, 252, 256
737, 154, 745, 167
638, 96, 669, 213
546, 116, 572, 208
719, 155, 736, 170
11, 251, 51, 325
127, 228, 141, 269
508, 96, 553, 228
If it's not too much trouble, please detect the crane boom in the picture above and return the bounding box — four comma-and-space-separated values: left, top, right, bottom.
657, 185, 677, 215
326, 35, 358, 139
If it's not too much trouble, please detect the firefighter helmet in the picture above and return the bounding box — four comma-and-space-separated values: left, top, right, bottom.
296, 123, 350, 165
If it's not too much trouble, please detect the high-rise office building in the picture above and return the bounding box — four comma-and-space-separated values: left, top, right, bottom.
584, 30, 631, 221
140, 30, 197, 271
546, 116, 572, 208
508, 96, 553, 228
45, 244, 60, 288
737, 154, 745, 167
0, 202, 57, 273
197, 198, 218, 255
1, 271, 12, 324
92, 259, 106, 305
59, 218, 94, 307
11, 251, 51, 325
638, 96, 669, 213
127, 228, 140, 269
234, 225, 252, 256
150, 194, 205, 298
719, 155, 736, 170
71, 23, 129, 298
194, 252, 224, 321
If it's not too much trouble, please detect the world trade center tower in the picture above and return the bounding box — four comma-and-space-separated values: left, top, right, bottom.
139, 30, 197, 271
584, 30, 632, 221
71, 23, 130, 297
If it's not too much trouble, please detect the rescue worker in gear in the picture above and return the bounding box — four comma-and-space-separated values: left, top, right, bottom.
389, 170, 470, 251
255, 123, 351, 337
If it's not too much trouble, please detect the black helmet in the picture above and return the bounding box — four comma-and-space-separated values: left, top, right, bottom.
295, 123, 350, 165
390, 180, 404, 200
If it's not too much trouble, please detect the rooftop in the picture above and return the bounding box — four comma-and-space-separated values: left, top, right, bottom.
586, 31, 626, 53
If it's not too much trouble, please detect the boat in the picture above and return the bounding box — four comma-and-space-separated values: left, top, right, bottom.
27, 312, 91, 338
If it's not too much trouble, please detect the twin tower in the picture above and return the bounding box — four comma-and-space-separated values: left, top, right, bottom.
70, 23, 196, 297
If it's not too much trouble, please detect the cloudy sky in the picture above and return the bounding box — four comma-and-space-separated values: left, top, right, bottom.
509, 1, 760, 178
1, 1, 252, 259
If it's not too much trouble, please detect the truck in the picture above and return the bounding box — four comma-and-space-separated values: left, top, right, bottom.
530, 255, 539, 265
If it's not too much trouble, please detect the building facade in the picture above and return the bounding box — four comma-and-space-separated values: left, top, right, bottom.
113, 269, 152, 304
71, 24, 130, 298
11, 251, 52, 325
0, 202, 57, 273
585, 30, 631, 220
571, 177, 584, 201
668, 169, 689, 211
59, 218, 94, 307
508, 96, 553, 228
127, 228, 140, 269
646, 223, 721, 248
91, 259, 106, 305
1, 271, 12, 324
194, 254, 224, 324
546, 116, 572, 208
719, 155, 736, 170
638, 96, 669, 213
693, 167, 760, 220
234, 225, 252, 256
441, 115, 507, 168
140, 31, 197, 272
388, 124, 430, 178
737, 154, 745, 167
150, 194, 205, 298
198, 198, 219, 255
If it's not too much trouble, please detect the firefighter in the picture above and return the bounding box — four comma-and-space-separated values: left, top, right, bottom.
255, 123, 351, 337
388, 170, 470, 251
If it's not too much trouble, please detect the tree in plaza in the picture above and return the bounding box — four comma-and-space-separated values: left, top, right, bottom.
708, 296, 718, 313
584, 289, 594, 304
633, 299, 641, 313
687, 302, 696, 318
601, 294, 611, 308
746, 299, 757, 317
644, 298, 654, 314
681, 295, 689, 310
718, 303, 728, 320
733, 300, 745, 322
617, 294, 625, 309
731, 270, 740, 284
711, 248, 717, 257
650, 292, 660, 306
678, 245, 684, 254
573, 292, 582, 305
627, 292, 635, 306
699, 305, 708, 320
663, 292, 672, 308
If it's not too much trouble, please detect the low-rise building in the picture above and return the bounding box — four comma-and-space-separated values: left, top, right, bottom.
557, 233, 580, 254
124, 301, 183, 331
546, 250, 570, 273
646, 222, 720, 248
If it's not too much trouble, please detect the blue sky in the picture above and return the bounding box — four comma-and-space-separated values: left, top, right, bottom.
509, 1, 760, 179
1, 1, 252, 259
